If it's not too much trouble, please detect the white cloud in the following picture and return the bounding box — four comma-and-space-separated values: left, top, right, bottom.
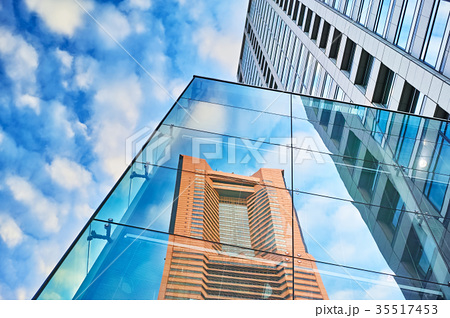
25, 0, 92, 37
74, 55, 99, 91
92, 74, 143, 179
98, 5, 132, 44
6, 175, 64, 233
0, 214, 24, 248
0, 28, 39, 110
0, 130, 3, 145
74, 203, 93, 219
51, 102, 75, 139
16, 94, 40, 114
124, 0, 152, 11
193, 26, 241, 76
15, 288, 28, 300
55, 48, 73, 74
46, 157, 93, 191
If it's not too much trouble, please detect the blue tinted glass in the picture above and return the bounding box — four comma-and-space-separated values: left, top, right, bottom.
334, 0, 341, 10
397, 0, 418, 49
425, 133, 450, 210
345, 0, 355, 16
376, 0, 391, 35
358, 0, 371, 25
35, 78, 450, 300
424, 1, 450, 66
395, 116, 420, 166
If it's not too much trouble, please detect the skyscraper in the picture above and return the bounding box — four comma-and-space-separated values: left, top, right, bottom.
238, 0, 450, 119
158, 155, 328, 299
238, 0, 450, 299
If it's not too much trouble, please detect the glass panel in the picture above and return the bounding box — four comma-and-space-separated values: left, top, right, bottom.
304, 257, 446, 300
37, 221, 169, 300
292, 95, 449, 154
424, 0, 450, 66
345, 0, 355, 17
183, 77, 290, 116
94, 163, 177, 232
137, 125, 293, 183
376, 0, 391, 36
358, 0, 371, 25
293, 191, 449, 288
39, 226, 300, 300
396, 0, 418, 49
159, 235, 296, 300
164, 98, 291, 144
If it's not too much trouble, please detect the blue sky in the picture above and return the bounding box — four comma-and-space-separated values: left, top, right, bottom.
0, 0, 247, 299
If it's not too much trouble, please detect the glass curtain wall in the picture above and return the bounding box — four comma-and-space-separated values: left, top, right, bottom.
34, 77, 450, 300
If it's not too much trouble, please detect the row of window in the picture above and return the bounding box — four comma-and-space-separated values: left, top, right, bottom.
245, 0, 350, 102
265, 0, 449, 117
319, 0, 450, 78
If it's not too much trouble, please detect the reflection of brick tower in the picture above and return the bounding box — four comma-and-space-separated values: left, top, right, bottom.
158, 155, 328, 300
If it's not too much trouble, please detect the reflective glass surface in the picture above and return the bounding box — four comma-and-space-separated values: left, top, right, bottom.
376, 0, 391, 36
424, 0, 450, 67
35, 77, 450, 300
396, 0, 418, 49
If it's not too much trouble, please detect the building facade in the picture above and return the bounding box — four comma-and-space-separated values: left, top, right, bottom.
33, 77, 449, 300
238, 0, 450, 118
158, 155, 328, 299
238, 0, 450, 300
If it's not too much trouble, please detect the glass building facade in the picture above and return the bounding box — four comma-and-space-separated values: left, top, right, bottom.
34, 77, 449, 300
238, 0, 450, 119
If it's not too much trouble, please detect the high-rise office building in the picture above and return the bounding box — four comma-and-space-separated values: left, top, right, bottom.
158, 155, 328, 299
238, 0, 450, 300
34, 77, 449, 300
238, 0, 450, 119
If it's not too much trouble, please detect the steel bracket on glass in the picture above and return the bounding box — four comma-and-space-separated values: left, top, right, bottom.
87, 218, 113, 243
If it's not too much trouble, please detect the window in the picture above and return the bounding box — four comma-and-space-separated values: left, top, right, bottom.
423, 122, 450, 211
283, 0, 289, 12
334, 0, 342, 10
319, 109, 331, 127
372, 64, 395, 106
321, 72, 333, 98
344, 0, 355, 17
401, 228, 430, 278
319, 21, 331, 49
310, 63, 323, 96
376, 180, 404, 241
298, 4, 306, 27
355, 50, 374, 89
301, 53, 313, 93
292, 0, 300, 21
311, 15, 321, 41
331, 112, 345, 142
304, 9, 313, 33
434, 105, 450, 120
423, 0, 450, 67
358, 151, 380, 200
334, 86, 345, 101
371, 109, 390, 144
340, 38, 356, 73
288, 0, 295, 16
329, 29, 342, 60
343, 131, 361, 165
398, 82, 423, 113
395, 0, 419, 49
357, 0, 371, 25
375, 0, 391, 36
394, 115, 420, 167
